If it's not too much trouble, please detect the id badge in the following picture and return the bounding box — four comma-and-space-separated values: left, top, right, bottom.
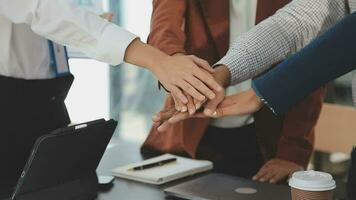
48, 41, 70, 77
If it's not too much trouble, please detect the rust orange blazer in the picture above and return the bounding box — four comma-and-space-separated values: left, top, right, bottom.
143, 0, 326, 168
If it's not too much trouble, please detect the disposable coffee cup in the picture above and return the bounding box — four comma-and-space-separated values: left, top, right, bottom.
289, 170, 336, 200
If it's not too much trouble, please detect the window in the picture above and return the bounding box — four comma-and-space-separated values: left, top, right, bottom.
65, 0, 165, 143
325, 71, 356, 106
66, 0, 110, 124
65, 59, 109, 123
110, 0, 165, 142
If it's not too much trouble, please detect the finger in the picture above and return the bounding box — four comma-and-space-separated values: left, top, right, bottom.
185, 75, 216, 100
181, 105, 188, 113
193, 98, 204, 110
168, 112, 190, 124
190, 111, 212, 118
171, 95, 180, 111
263, 161, 274, 168
153, 109, 176, 123
211, 98, 248, 118
152, 113, 161, 122
269, 172, 287, 184
152, 121, 161, 128
177, 80, 206, 101
172, 95, 181, 111
259, 171, 276, 182
203, 93, 225, 116
193, 69, 223, 92
217, 95, 237, 107
157, 121, 171, 132
170, 86, 188, 104
190, 55, 214, 73
205, 96, 235, 118
210, 107, 230, 118
157, 112, 189, 132
172, 95, 187, 112
252, 166, 268, 181
185, 93, 196, 115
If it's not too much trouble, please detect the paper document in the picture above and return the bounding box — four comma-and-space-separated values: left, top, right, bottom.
112, 154, 213, 185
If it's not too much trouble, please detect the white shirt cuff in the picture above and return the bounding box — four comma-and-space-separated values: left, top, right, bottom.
96, 24, 138, 65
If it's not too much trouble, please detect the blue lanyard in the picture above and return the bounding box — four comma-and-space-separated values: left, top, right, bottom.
48, 41, 70, 77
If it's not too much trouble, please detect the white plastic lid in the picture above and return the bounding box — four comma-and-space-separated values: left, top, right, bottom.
289, 170, 336, 192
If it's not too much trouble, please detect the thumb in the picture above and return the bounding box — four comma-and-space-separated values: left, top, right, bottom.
204, 94, 236, 117
208, 97, 250, 118
203, 93, 224, 116
211, 104, 235, 118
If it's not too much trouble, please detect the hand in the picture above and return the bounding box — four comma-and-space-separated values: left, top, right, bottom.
124, 39, 223, 104
152, 107, 177, 132
154, 82, 263, 131
154, 55, 223, 104
167, 65, 229, 120
170, 53, 206, 113
202, 65, 230, 115
171, 64, 230, 114
152, 93, 179, 132
252, 159, 304, 184
99, 12, 114, 22
169, 91, 200, 114
153, 65, 230, 132
203, 88, 263, 118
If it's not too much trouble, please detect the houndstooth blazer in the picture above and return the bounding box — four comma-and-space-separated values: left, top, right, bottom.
215, 0, 356, 104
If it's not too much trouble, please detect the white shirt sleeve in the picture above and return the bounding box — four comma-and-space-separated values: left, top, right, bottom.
0, 0, 137, 65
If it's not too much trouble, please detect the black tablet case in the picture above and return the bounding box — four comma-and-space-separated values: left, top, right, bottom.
11, 119, 117, 200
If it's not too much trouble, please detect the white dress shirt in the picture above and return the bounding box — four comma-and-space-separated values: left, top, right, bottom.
0, 0, 137, 79
211, 0, 257, 128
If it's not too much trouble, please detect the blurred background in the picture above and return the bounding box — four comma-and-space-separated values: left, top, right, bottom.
66, 0, 165, 143
65, 1, 354, 198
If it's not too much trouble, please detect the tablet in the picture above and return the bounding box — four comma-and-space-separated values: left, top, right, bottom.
11, 119, 117, 200
165, 173, 291, 200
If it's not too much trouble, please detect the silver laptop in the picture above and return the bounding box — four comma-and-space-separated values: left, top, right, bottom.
164, 173, 291, 200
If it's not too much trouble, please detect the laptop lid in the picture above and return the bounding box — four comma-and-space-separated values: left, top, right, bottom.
11, 119, 117, 199
164, 173, 291, 200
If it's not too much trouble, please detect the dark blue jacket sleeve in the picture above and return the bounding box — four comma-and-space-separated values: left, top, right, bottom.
348, 147, 356, 199
252, 12, 356, 115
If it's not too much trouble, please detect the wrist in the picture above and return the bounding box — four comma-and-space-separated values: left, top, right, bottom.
248, 89, 263, 110
213, 65, 231, 88
147, 51, 170, 73
124, 38, 170, 72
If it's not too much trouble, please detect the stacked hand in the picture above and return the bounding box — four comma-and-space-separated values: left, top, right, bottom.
145, 53, 301, 185
153, 54, 223, 105
123, 36, 261, 118
205, 88, 263, 118
124, 39, 223, 107
166, 53, 223, 115
153, 65, 231, 132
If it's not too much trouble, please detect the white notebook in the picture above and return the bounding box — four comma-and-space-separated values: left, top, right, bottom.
112, 154, 213, 185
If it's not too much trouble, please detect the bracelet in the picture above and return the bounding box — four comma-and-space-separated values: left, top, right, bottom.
158, 81, 170, 93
